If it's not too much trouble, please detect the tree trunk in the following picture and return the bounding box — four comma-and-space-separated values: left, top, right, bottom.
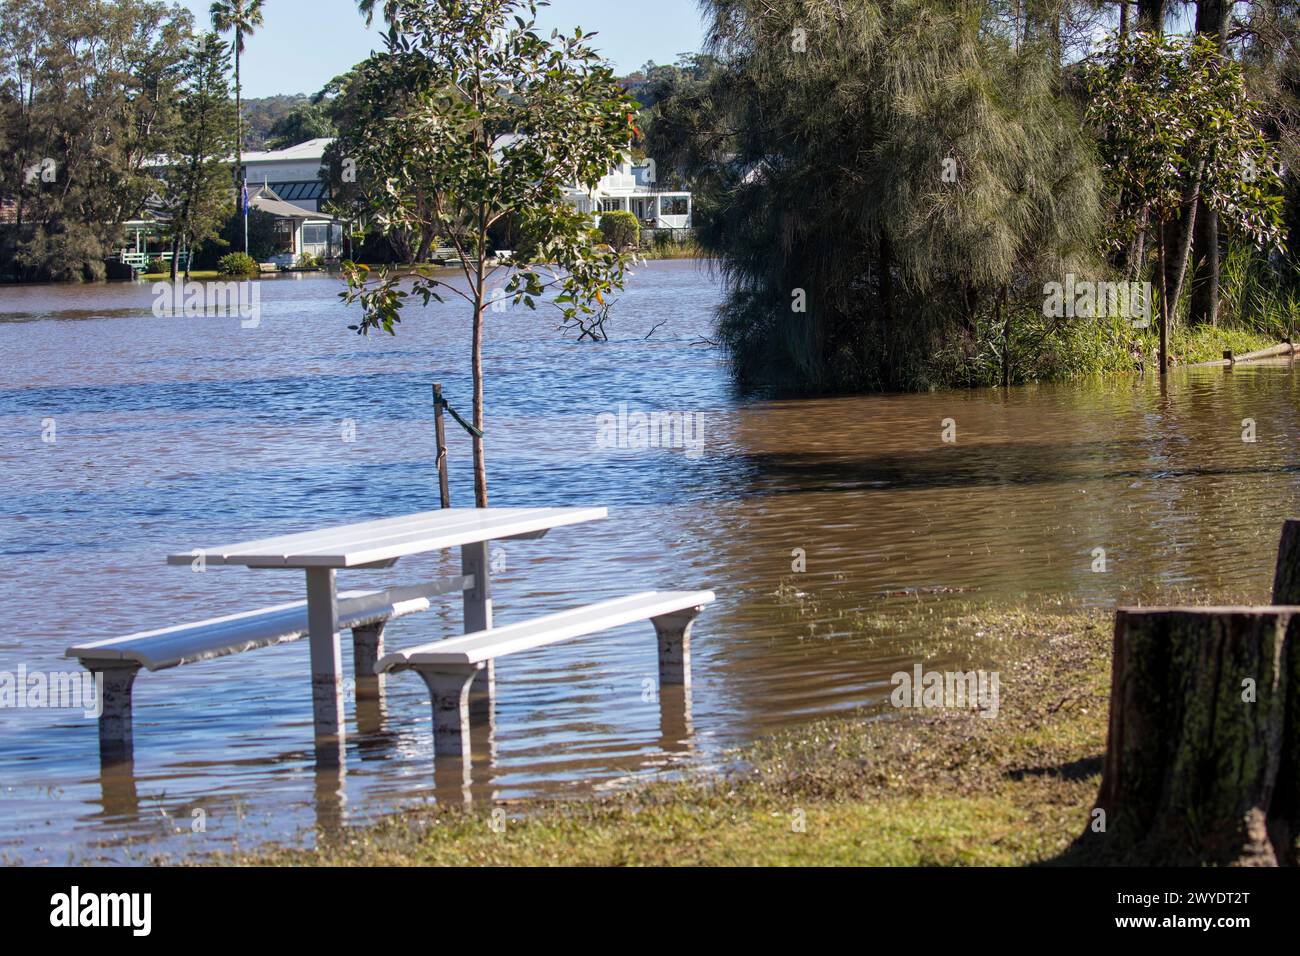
415, 228, 434, 264
1158, 222, 1169, 374
1196, 0, 1233, 48
470, 197, 490, 508
1079, 607, 1300, 865
1188, 0, 1231, 327
470, 297, 488, 508
1128, 207, 1148, 282
1273, 519, 1300, 603
235, 37, 244, 254
1137, 0, 1165, 31
1189, 203, 1219, 326
1166, 163, 1203, 326
169, 233, 180, 282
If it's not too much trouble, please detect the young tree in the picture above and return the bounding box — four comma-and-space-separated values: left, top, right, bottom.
162, 33, 237, 280
1087, 31, 1286, 372
210, 0, 265, 252
337, 0, 638, 507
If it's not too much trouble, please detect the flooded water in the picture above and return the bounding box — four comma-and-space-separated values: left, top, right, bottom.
1, 260, 1298, 863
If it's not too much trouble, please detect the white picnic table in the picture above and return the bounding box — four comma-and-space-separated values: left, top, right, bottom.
167, 506, 607, 764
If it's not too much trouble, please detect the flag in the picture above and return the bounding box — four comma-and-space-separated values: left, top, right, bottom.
241, 180, 249, 215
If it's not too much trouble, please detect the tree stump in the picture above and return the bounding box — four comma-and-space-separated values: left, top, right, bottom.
1272, 519, 1300, 604
1079, 607, 1300, 865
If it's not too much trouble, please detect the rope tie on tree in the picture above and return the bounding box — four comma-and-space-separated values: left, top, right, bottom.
432, 388, 483, 438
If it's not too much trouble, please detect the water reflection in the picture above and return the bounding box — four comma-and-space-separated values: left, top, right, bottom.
1, 265, 1298, 863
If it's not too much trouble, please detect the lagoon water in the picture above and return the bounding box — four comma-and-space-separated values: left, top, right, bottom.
1, 260, 1298, 863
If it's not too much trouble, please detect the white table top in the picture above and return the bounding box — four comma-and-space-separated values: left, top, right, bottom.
166, 506, 608, 569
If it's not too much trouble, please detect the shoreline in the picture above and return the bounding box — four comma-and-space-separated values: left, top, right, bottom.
217, 606, 1117, 867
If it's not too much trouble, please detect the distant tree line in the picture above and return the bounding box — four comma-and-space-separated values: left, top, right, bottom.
241, 95, 317, 150
0, 0, 254, 280
0, 0, 337, 281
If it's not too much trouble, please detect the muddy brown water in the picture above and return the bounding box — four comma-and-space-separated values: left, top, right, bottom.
1, 260, 1297, 863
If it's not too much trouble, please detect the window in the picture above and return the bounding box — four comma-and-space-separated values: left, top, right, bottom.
270, 181, 327, 203
273, 221, 295, 254
301, 223, 330, 255
662, 197, 689, 217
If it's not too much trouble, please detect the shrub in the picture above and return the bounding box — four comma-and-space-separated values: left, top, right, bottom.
217, 251, 260, 278
220, 209, 279, 262
104, 258, 136, 281
599, 210, 639, 251
145, 257, 166, 275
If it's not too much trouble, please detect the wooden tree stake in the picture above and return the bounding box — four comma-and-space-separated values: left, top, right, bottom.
432, 382, 451, 509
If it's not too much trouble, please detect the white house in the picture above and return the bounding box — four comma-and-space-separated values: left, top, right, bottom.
247, 185, 344, 265
563, 154, 693, 230
113, 183, 342, 272
240, 138, 335, 212
239, 138, 693, 230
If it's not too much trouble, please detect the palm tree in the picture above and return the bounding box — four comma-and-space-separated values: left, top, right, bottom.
210, 0, 265, 250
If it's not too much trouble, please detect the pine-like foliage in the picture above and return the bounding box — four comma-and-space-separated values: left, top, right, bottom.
698, 0, 1102, 391
160, 34, 238, 279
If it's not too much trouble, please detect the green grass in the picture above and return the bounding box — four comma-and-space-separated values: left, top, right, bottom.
220, 606, 1117, 867
1173, 324, 1277, 364
638, 241, 705, 260
137, 270, 223, 281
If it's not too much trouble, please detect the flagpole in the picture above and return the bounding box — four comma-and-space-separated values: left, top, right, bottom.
242, 176, 249, 255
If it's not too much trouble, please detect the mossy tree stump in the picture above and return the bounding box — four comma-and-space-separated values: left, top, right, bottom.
1081, 607, 1300, 865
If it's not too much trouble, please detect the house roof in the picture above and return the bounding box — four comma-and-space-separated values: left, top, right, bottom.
242, 138, 335, 164
248, 185, 338, 221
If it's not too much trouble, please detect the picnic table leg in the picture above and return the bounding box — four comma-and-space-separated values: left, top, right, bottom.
92, 661, 141, 765
351, 622, 386, 703
414, 664, 481, 756
352, 622, 387, 734
460, 541, 495, 708
651, 607, 703, 687
306, 567, 345, 767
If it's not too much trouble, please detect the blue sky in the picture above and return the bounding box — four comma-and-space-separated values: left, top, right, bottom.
178, 0, 708, 98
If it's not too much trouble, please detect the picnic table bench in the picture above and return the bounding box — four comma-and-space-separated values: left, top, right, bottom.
379, 590, 714, 755
66, 507, 714, 767
67, 578, 468, 761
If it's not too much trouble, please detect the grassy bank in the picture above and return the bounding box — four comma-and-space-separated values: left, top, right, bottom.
137, 270, 223, 281
637, 241, 705, 260
226, 607, 1117, 866
1175, 325, 1278, 365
